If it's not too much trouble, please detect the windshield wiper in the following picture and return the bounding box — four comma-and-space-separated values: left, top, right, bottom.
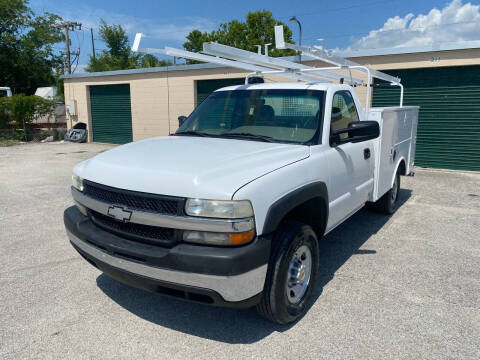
218, 132, 276, 143
173, 131, 213, 137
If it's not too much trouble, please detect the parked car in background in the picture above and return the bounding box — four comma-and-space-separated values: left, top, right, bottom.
0, 87, 12, 97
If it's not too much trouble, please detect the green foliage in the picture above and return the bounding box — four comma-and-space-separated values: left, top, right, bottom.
140, 54, 173, 68
183, 10, 297, 64
0, 94, 55, 128
86, 20, 141, 72
0, 97, 9, 128
0, 0, 63, 94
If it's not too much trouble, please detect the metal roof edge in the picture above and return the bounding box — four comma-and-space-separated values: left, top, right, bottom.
63, 41, 480, 80
337, 40, 480, 58
62, 55, 314, 79
62, 62, 223, 79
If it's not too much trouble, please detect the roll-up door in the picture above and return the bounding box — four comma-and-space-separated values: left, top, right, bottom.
89, 84, 133, 144
372, 66, 480, 171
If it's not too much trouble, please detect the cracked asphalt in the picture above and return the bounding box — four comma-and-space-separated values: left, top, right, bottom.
1, 142, 479, 359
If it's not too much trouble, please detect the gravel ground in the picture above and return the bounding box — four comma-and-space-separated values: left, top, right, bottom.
1, 142, 479, 359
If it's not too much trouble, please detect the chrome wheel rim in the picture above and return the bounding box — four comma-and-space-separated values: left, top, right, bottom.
286, 245, 312, 304
391, 176, 399, 203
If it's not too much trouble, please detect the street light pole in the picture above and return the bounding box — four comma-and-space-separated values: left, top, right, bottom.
289, 16, 302, 64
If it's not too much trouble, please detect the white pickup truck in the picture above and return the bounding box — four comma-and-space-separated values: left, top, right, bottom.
65, 80, 418, 324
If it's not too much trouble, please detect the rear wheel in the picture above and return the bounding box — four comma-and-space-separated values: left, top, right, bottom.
256, 221, 319, 324
369, 170, 400, 214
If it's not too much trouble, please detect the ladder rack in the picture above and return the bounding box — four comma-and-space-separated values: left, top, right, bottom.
132, 27, 405, 115
202, 42, 364, 85
274, 25, 404, 114
132, 33, 363, 85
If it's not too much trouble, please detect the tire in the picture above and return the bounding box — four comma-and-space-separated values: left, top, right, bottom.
256, 221, 319, 324
368, 170, 401, 214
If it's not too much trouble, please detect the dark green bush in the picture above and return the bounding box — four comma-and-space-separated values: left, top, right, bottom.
0, 94, 55, 128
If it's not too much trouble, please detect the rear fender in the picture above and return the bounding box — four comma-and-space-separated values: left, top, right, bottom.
391, 157, 406, 187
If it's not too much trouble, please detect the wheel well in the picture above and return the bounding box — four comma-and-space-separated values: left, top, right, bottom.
283, 197, 328, 239
398, 159, 406, 175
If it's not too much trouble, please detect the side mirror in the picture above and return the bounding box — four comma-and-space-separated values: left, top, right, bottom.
178, 115, 187, 127
330, 121, 379, 146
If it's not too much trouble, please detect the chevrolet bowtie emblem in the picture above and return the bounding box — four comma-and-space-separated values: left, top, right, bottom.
107, 205, 133, 222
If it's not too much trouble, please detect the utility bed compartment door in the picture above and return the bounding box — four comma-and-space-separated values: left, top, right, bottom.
368, 107, 419, 201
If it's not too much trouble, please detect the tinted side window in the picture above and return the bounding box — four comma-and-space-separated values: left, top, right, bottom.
330, 91, 360, 140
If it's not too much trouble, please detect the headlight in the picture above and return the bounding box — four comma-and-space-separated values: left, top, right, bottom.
185, 199, 253, 219
72, 173, 84, 192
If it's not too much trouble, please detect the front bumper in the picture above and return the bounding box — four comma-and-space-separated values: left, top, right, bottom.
64, 206, 271, 307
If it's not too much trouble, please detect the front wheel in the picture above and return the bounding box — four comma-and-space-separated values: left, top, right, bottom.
256, 221, 319, 324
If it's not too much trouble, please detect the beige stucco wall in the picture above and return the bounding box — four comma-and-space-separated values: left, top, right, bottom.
64, 48, 480, 142
64, 68, 253, 141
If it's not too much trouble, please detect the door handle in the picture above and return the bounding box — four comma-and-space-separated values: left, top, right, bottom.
364, 148, 371, 159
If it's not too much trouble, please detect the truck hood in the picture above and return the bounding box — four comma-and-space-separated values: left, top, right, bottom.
74, 136, 310, 199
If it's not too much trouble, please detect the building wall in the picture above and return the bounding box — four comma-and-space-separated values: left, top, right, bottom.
64, 48, 480, 142
65, 68, 253, 141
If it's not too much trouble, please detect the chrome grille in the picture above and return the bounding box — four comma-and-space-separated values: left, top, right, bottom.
90, 210, 177, 247
83, 180, 184, 215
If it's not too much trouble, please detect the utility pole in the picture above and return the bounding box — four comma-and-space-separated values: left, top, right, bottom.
90, 28, 96, 60
55, 21, 82, 74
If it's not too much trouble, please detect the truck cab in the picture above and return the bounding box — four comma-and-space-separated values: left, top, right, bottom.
65, 82, 417, 324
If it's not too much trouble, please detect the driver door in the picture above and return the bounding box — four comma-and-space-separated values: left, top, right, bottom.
326, 91, 375, 230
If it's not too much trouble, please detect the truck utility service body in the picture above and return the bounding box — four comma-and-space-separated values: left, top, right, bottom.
65, 33, 418, 323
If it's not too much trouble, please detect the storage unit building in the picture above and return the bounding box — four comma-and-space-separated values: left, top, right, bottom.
63, 41, 480, 171
372, 66, 480, 171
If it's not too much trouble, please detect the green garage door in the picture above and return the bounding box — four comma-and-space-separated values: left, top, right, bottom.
90, 84, 133, 144
372, 66, 480, 171
196, 78, 245, 105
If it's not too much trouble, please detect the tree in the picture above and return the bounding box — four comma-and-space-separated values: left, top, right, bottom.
0, 94, 55, 133
0, 0, 63, 94
140, 54, 173, 68
86, 20, 141, 72
183, 10, 296, 64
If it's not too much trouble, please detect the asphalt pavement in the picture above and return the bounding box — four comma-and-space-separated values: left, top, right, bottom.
1, 142, 479, 359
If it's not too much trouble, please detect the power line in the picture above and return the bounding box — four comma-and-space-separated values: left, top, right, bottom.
278, 0, 401, 19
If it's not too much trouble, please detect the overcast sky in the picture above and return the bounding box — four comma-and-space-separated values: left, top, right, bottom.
31, 0, 480, 73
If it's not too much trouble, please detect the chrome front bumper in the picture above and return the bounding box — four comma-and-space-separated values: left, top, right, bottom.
67, 230, 268, 302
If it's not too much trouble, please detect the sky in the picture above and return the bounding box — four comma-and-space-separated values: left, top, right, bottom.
30, 0, 480, 73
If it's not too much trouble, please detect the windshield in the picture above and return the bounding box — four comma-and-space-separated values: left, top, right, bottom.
0, 90, 7, 98
176, 89, 324, 144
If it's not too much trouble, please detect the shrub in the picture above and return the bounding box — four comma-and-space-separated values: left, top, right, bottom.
0, 98, 9, 128
0, 94, 56, 128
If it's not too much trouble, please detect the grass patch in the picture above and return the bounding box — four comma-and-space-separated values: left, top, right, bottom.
0, 139, 21, 147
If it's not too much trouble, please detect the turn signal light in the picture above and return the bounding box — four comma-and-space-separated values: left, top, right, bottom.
229, 230, 255, 245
